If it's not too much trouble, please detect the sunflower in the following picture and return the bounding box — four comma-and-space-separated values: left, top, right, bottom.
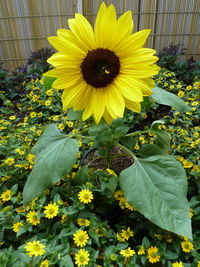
45, 3, 160, 124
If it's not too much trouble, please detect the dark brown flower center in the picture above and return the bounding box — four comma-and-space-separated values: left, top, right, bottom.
81, 48, 120, 88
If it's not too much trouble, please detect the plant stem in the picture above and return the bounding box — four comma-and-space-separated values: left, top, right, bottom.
117, 143, 135, 159
125, 130, 149, 137
29, 256, 34, 267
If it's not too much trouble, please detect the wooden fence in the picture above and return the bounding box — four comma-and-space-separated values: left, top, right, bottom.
0, 0, 200, 70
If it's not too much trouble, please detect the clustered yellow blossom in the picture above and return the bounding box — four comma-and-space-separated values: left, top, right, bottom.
73, 230, 89, 247
147, 246, 161, 264
74, 249, 90, 266
44, 203, 59, 219
78, 189, 93, 204
25, 240, 45, 257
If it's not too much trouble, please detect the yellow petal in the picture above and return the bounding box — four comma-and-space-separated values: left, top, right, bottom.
114, 77, 143, 102
44, 67, 80, 78
116, 29, 151, 57
48, 36, 85, 56
105, 85, 125, 118
103, 107, 113, 125
62, 82, 86, 111
94, 3, 117, 48
125, 99, 141, 113
53, 76, 82, 89
68, 14, 96, 51
92, 89, 106, 124
47, 52, 81, 67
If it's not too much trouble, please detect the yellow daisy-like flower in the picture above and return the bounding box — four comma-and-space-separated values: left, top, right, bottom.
121, 227, 134, 241
26, 210, 40, 225
73, 230, 89, 247
13, 222, 24, 233
78, 189, 93, 204
172, 261, 184, 267
147, 246, 161, 264
4, 158, 15, 166
138, 246, 145, 255
40, 259, 49, 267
0, 190, 12, 202
197, 260, 200, 267
181, 241, 194, 253
120, 247, 135, 258
44, 203, 59, 219
75, 249, 90, 266
77, 218, 91, 227
25, 240, 45, 257
45, 2, 159, 124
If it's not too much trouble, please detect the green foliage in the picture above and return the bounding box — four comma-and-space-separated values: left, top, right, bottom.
0, 66, 199, 266
23, 124, 79, 203
152, 86, 191, 113
157, 44, 200, 84
119, 155, 192, 239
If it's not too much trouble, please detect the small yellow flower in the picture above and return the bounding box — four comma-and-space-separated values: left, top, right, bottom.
40, 259, 49, 267
66, 121, 74, 127
27, 210, 40, 225
106, 168, 117, 176
141, 113, 147, 118
44, 203, 59, 219
181, 241, 194, 253
172, 261, 184, 267
197, 260, 200, 267
147, 246, 160, 264
120, 247, 135, 258
78, 189, 93, 204
4, 158, 15, 166
121, 227, 134, 241
30, 112, 37, 118
27, 153, 35, 164
58, 123, 65, 130
9, 115, 16, 120
75, 249, 90, 267
186, 85, 192, 90
15, 148, 25, 155
177, 90, 184, 97
73, 230, 89, 247
0, 190, 12, 202
138, 246, 145, 255
45, 89, 53, 96
13, 222, 24, 232
114, 190, 123, 200
116, 233, 125, 242
25, 240, 45, 257
183, 160, 193, 169
77, 218, 91, 227
45, 100, 51, 106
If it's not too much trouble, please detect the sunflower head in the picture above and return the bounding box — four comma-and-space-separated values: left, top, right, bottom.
45, 2, 160, 124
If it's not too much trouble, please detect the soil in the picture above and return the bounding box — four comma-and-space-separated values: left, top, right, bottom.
82, 146, 134, 174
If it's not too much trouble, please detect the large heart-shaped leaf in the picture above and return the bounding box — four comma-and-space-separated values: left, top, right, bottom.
23, 124, 79, 203
119, 155, 192, 239
152, 86, 191, 112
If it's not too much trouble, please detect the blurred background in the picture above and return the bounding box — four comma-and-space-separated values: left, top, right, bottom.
0, 0, 200, 70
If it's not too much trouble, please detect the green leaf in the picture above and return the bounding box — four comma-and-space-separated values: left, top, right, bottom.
74, 166, 89, 185
150, 120, 170, 151
140, 144, 166, 157
152, 86, 191, 112
119, 155, 192, 239
23, 124, 79, 203
67, 107, 82, 121
43, 76, 57, 90
60, 255, 74, 267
